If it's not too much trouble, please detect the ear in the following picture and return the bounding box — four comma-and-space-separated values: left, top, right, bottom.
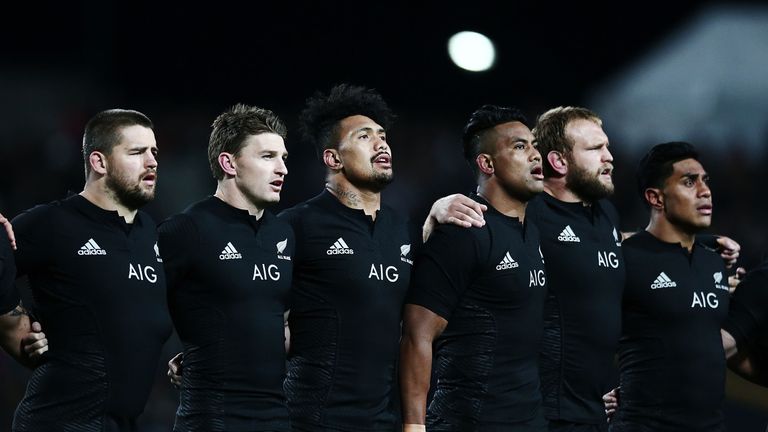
644, 188, 664, 210
323, 149, 342, 170
89, 151, 108, 175
476, 153, 494, 175
546, 151, 568, 176
218, 152, 237, 177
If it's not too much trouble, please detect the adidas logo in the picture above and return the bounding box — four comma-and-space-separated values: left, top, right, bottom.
557, 225, 581, 242
613, 228, 622, 247
496, 252, 519, 270
400, 244, 413, 265
651, 272, 677, 289
276, 238, 291, 261
219, 242, 242, 260
78, 238, 107, 255
327, 238, 354, 255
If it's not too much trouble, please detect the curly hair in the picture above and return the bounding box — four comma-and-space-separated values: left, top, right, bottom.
298, 84, 395, 158
462, 104, 529, 178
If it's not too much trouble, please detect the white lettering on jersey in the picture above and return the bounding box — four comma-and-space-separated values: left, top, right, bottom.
369, 264, 399, 282
597, 251, 619, 268
691, 291, 719, 309
253, 264, 280, 281
128, 263, 157, 283
529, 269, 546, 287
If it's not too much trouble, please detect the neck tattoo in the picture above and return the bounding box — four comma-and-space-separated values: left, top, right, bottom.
326, 184, 361, 208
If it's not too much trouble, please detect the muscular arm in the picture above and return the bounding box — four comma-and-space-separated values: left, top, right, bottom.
400, 304, 448, 427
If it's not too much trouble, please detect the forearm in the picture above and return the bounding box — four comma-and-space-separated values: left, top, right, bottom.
0, 308, 33, 367
400, 334, 433, 425
728, 350, 768, 387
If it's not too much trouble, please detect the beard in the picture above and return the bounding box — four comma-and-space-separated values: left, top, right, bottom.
566, 160, 614, 203
106, 169, 155, 210
368, 169, 394, 192
343, 166, 394, 193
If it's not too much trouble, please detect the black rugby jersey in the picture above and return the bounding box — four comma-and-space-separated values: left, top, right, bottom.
159, 196, 293, 432
278, 190, 412, 432
526, 192, 624, 425
613, 231, 728, 432
0, 228, 19, 314
11, 194, 172, 432
723, 260, 768, 355
407, 195, 548, 432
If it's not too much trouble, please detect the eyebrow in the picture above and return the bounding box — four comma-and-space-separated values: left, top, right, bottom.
681, 172, 707, 180
354, 127, 386, 135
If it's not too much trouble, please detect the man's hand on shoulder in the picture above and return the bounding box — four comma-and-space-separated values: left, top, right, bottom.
423, 194, 486, 242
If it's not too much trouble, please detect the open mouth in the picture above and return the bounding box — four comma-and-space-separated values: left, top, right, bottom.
270, 179, 284, 191
530, 165, 544, 180
372, 153, 392, 167
142, 173, 157, 185
697, 204, 713, 215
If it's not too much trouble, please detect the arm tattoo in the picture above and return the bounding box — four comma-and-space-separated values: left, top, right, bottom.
9, 306, 27, 317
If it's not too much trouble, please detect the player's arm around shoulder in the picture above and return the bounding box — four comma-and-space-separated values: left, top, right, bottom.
422, 193, 487, 242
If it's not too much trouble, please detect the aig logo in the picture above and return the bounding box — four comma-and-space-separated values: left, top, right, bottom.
691, 291, 719, 309
129, 263, 157, 284
369, 264, 399, 282
253, 264, 280, 281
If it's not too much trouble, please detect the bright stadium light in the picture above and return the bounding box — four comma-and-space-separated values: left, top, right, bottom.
447, 31, 496, 72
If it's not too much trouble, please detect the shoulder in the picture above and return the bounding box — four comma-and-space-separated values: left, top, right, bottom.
261, 211, 295, 236
596, 199, 621, 224
12, 201, 63, 233
430, 222, 488, 248
136, 210, 158, 229
277, 200, 314, 224
158, 212, 197, 234
525, 193, 546, 216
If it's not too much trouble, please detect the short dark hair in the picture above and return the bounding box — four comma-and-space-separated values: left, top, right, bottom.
462, 104, 529, 178
82, 109, 153, 177
208, 104, 287, 180
636, 141, 700, 200
534, 106, 602, 177
299, 84, 395, 158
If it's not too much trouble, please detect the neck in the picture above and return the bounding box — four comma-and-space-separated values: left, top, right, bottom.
543, 177, 585, 204
646, 212, 697, 251
325, 175, 381, 219
80, 180, 138, 224
477, 180, 528, 222
214, 180, 265, 219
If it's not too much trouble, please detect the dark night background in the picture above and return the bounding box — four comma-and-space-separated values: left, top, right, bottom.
1, 1, 767, 430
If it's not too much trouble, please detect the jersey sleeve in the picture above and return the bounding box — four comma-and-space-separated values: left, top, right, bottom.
12, 205, 54, 277
723, 264, 768, 353
157, 214, 199, 292
0, 228, 19, 315
405, 224, 483, 320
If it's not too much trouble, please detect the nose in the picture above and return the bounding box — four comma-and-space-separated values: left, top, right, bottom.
374, 136, 389, 152
146, 150, 158, 169
603, 146, 614, 163
529, 143, 541, 162
698, 180, 711, 198
276, 157, 288, 176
